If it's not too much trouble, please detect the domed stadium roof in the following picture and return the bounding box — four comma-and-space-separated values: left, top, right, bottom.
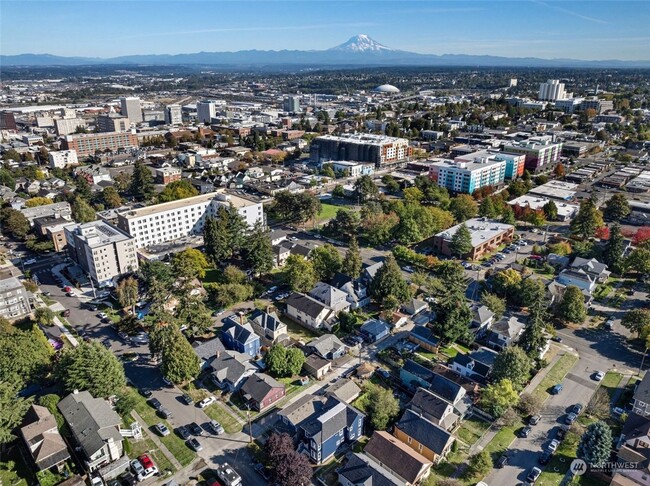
374, 84, 400, 93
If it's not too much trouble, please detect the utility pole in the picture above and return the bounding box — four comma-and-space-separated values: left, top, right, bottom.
247, 408, 253, 443
639, 347, 648, 376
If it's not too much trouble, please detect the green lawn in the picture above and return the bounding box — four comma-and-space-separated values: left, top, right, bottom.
482, 419, 524, 460
427, 450, 473, 486
125, 437, 175, 475
125, 388, 196, 467
204, 402, 243, 434
532, 353, 579, 402
281, 316, 319, 341
456, 416, 491, 447
316, 203, 343, 222
416, 350, 437, 361
537, 430, 580, 486
601, 371, 624, 400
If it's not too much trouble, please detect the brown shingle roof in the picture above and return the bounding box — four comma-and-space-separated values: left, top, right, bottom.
364, 430, 432, 484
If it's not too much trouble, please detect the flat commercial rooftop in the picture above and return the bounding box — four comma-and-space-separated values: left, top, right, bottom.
509, 195, 579, 219
435, 218, 514, 247
529, 180, 578, 201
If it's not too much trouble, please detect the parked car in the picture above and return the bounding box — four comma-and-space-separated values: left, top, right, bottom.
538, 451, 552, 465
253, 463, 272, 481
594, 371, 605, 381
130, 459, 144, 477
529, 415, 541, 426
147, 397, 162, 410
181, 394, 194, 405
198, 396, 216, 409
176, 426, 191, 440
547, 439, 560, 453
66, 292, 76, 297
518, 426, 532, 438
162, 376, 174, 387
556, 426, 568, 441
496, 452, 509, 468
565, 412, 577, 425
97, 312, 108, 319
605, 319, 615, 330
209, 420, 225, 435
158, 407, 172, 419
571, 403, 584, 415
139, 389, 152, 398
527, 467, 542, 483
154, 423, 170, 436
550, 384, 563, 394
189, 422, 203, 436
186, 438, 202, 451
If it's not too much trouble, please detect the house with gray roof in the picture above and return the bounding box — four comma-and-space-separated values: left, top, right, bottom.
240, 373, 285, 412
207, 351, 256, 392
20, 404, 70, 471
248, 309, 287, 343
220, 318, 261, 357
307, 334, 346, 360
325, 378, 362, 404
570, 257, 610, 283
470, 304, 494, 335
337, 453, 403, 486
394, 409, 454, 465
285, 292, 337, 330
57, 390, 124, 472
556, 268, 597, 293
191, 337, 226, 370
408, 388, 458, 432
486, 315, 525, 350
309, 282, 351, 313
450, 347, 499, 383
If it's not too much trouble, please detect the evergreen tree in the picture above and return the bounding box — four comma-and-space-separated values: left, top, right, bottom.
161, 328, 200, 383
369, 255, 411, 308
571, 197, 604, 239
0, 382, 31, 444
603, 193, 631, 221
116, 276, 139, 313
56, 341, 126, 398
479, 197, 498, 218
491, 346, 533, 390
604, 223, 625, 274
449, 223, 473, 257
577, 421, 613, 467
243, 222, 275, 275
542, 200, 558, 221
130, 161, 154, 201
354, 175, 379, 202
502, 205, 516, 225
518, 289, 548, 358
342, 236, 362, 278
557, 285, 587, 323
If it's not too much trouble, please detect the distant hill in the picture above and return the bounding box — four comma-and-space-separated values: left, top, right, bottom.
3, 35, 650, 68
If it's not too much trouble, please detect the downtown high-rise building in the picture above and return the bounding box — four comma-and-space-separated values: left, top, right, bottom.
283, 96, 301, 113
165, 104, 183, 125
120, 97, 143, 123
538, 79, 566, 101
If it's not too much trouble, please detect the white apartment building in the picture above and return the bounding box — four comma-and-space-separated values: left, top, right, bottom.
0, 275, 31, 320
65, 221, 139, 287
116, 192, 264, 249
49, 149, 79, 169
120, 97, 142, 124
429, 156, 507, 194
538, 79, 567, 101
165, 105, 183, 125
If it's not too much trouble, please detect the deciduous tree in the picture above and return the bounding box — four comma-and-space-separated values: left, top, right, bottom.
157, 180, 199, 203
480, 292, 506, 320
171, 248, 209, 281
361, 382, 400, 431
621, 309, 650, 336
284, 255, 316, 292
34, 307, 56, 326
449, 194, 478, 222
0, 208, 30, 239
116, 276, 139, 313
72, 197, 96, 223
467, 450, 492, 478
480, 379, 519, 418
310, 244, 342, 282
491, 346, 533, 390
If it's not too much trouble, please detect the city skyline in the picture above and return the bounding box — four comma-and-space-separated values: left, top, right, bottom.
1, 1, 650, 61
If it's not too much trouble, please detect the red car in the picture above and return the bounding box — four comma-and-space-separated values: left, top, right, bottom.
63, 286, 73, 293
138, 454, 154, 470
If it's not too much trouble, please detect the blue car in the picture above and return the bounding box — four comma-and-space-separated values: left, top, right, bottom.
551, 384, 563, 395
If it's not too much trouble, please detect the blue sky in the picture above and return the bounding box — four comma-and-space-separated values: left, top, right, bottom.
2, 1, 649, 60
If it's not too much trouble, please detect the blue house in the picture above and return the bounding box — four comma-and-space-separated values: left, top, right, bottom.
400, 359, 436, 391
297, 396, 365, 464
221, 317, 261, 357
360, 319, 391, 343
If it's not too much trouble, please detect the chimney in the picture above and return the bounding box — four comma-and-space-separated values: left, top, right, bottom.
73, 389, 79, 395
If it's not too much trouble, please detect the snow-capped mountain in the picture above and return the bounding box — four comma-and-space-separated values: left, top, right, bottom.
329, 34, 394, 52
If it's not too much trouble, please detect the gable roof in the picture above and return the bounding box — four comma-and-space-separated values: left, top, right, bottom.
241, 373, 284, 403
325, 378, 362, 404
308, 334, 345, 359
571, 257, 608, 275
364, 430, 432, 484
395, 409, 453, 455
248, 309, 285, 333
301, 397, 363, 444
634, 373, 650, 405
338, 453, 402, 486
57, 391, 122, 459
191, 337, 226, 363
208, 351, 255, 384
221, 318, 259, 346
278, 394, 326, 427
472, 304, 494, 325
363, 261, 384, 281
428, 371, 465, 404
286, 292, 332, 319
309, 281, 347, 307
360, 319, 390, 337
402, 298, 428, 316
331, 272, 353, 289
409, 388, 452, 421
409, 326, 440, 347
21, 405, 70, 469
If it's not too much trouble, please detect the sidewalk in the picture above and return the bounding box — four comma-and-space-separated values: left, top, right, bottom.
469, 349, 569, 455
33, 295, 80, 347
52, 263, 95, 302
